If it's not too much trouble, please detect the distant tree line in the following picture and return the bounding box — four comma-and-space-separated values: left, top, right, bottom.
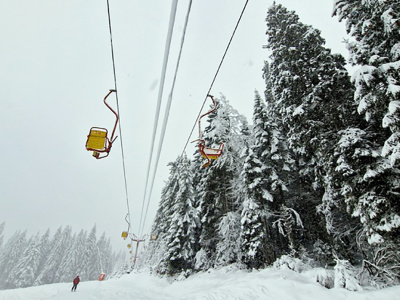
141, 1, 400, 287
0, 223, 124, 290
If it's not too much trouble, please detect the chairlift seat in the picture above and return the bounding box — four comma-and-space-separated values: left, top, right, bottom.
86, 128, 108, 151
202, 147, 223, 160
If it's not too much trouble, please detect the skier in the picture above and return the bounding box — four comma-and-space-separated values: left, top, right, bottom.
71, 275, 80, 292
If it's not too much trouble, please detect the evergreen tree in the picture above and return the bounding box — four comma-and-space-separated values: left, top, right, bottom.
195, 96, 248, 270
79, 224, 98, 280
240, 193, 269, 269
35, 226, 72, 285
240, 91, 286, 268
142, 221, 166, 272
334, 257, 362, 291
265, 2, 354, 179
162, 154, 198, 275
265, 3, 363, 262
263, 64, 298, 259
333, 0, 400, 283
9, 233, 42, 288
145, 158, 183, 274
57, 230, 85, 282
97, 232, 114, 277
333, 126, 400, 280
0, 230, 28, 289
0, 226, 117, 289
148, 154, 200, 275
195, 167, 224, 270
215, 211, 241, 267
333, 0, 400, 166
36, 229, 51, 278
110, 250, 128, 277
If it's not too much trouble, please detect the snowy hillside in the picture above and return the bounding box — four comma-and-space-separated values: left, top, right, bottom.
1, 267, 399, 300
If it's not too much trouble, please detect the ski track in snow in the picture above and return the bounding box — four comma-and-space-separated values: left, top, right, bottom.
1, 267, 400, 300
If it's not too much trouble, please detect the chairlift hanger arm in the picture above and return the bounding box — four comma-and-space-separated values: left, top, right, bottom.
198, 94, 216, 139
200, 95, 216, 120
103, 89, 119, 142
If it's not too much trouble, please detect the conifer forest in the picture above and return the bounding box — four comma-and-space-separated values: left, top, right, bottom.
142, 1, 400, 288
0, 223, 125, 289
1, 0, 400, 291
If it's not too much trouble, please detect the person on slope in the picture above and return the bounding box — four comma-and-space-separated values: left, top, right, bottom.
71, 275, 80, 292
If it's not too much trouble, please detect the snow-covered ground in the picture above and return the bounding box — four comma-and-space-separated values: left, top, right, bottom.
0, 267, 399, 300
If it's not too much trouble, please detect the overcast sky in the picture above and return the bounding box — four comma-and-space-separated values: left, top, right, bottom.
0, 0, 350, 253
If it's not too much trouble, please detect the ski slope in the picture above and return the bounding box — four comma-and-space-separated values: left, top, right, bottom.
0, 267, 399, 300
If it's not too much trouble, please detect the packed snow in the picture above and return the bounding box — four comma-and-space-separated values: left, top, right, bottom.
1, 266, 399, 300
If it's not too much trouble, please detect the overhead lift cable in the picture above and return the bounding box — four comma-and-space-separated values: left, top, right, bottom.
106, 0, 133, 231
139, 0, 193, 236
181, 0, 250, 155
138, 0, 179, 236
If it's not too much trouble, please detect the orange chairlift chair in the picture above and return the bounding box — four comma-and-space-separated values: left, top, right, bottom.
193, 94, 224, 168
85, 89, 119, 159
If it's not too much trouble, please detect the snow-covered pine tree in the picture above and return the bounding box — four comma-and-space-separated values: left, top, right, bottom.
263, 63, 299, 259
265, 3, 361, 262
333, 0, 400, 284
88, 234, 103, 280
79, 224, 98, 280
215, 211, 241, 267
196, 165, 224, 270
195, 96, 248, 270
0, 226, 117, 289
215, 101, 250, 269
35, 226, 72, 285
57, 229, 86, 282
97, 232, 114, 278
334, 257, 362, 291
175, 154, 200, 272
333, 0, 400, 167
333, 126, 400, 282
318, 173, 362, 264
110, 250, 128, 277
240, 192, 269, 269
265, 4, 326, 256
56, 226, 75, 282
145, 159, 182, 274
254, 88, 289, 207
240, 91, 285, 269
160, 154, 199, 275
8, 233, 42, 289
141, 220, 165, 271
34, 229, 51, 285
0, 230, 28, 289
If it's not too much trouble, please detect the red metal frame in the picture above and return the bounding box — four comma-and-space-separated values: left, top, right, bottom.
86, 89, 119, 159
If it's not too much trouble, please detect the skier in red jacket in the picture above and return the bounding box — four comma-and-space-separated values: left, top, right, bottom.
71, 275, 80, 292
